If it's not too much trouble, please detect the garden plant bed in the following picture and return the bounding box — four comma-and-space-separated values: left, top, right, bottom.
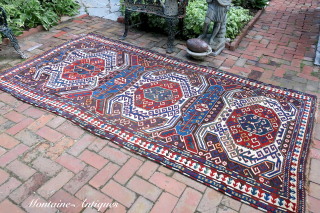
227, 8, 264, 51
0, 0, 80, 44
117, 3, 265, 53
0, 14, 87, 46
1, 25, 45, 46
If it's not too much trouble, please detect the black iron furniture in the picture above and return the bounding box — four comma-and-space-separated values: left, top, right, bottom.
0, 6, 28, 58
120, 0, 189, 53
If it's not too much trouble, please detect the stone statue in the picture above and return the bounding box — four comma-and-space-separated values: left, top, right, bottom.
198, 0, 231, 55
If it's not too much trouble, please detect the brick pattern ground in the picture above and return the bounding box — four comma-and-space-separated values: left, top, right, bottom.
0, 0, 320, 212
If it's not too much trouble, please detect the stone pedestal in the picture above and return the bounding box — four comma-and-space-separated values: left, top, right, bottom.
201, 34, 225, 56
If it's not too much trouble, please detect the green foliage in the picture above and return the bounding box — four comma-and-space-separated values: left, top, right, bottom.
120, 0, 253, 40
16, 0, 59, 30
250, 0, 268, 9
226, 6, 252, 39
184, 0, 252, 39
0, 3, 25, 38
183, 0, 212, 37
40, 0, 80, 17
0, 0, 79, 43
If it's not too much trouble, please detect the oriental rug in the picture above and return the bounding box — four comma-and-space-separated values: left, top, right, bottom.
0, 34, 316, 213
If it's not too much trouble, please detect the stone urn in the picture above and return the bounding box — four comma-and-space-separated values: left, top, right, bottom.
186, 38, 212, 60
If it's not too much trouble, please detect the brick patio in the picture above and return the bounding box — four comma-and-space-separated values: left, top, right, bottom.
0, 0, 320, 212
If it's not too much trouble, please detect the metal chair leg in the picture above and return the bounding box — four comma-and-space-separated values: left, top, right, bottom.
119, 9, 132, 40
179, 18, 184, 38
165, 17, 177, 54
1, 27, 28, 59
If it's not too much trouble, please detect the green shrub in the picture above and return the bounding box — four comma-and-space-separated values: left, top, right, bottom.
0, 0, 79, 43
40, 0, 80, 17
184, 1, 252, 39
183, 0, 212, 37
249, 0, 268, 9
226, 6, 252, 39
0, 3, 25, 37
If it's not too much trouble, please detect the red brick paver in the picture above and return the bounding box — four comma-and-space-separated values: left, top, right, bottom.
101, 180, 136, 208
4, 111, 26, 123
136, 161, 159, 180
55, 153, 86, 174
6, 160, 36, 180
79, 149, 109, 169
150, 192, 179, 213
46, 137, 75, 160
49, 189, 83, 212
0, 133, 20, 149
0, 199, 25, 213
27, 114, 55, 132
99, 146, 130, 165
114, 157, 143, 185
149, 172, 186, 197
127, 176, 162, 202
36, 126, 63, 142
7, 118, 34, 135
57, 121, 85, 140
196, 187, 224, 212
0, 169, 10, 185
0, 144, 29, 167
76, 185, 113, 212
9, 173, 47, 204
22, 107, 46, 119
89, 162, 120, 189
37, 169, 74, 199
63, 165, 98, 194
173, 187, 202, 213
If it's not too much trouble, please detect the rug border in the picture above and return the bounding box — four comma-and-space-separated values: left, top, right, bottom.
0, 33, 316, 213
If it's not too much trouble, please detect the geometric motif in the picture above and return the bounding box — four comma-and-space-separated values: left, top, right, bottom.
134, 80, 183, 110
238, 114, 274, 136
114, 77, 126, 85
0, 34, 316, 213
195, 103, 210, 112
227, 104, 280, 149
62, 58, 105, 80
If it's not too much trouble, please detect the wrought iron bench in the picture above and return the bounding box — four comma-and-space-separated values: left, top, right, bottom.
0, 6, 28, 58
120, 0, 189, 53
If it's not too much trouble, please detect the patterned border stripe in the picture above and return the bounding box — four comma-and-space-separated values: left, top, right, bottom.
0, 34, 316, 213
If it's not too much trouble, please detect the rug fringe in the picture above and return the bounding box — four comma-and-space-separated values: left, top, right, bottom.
305, 97, 318, 212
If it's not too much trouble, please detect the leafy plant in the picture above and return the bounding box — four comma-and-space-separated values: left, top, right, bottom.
17, 0, 59, 30
0, 0, 79, 43
250, 0, 268, 9
0, 2, 25, 43
226, 6, 252, 39
183, 0, 213, 37
0, 4, 25, 33
40, 0, 80, 17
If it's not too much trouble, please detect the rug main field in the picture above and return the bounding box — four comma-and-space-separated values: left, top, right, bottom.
0, 34, 316, 213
